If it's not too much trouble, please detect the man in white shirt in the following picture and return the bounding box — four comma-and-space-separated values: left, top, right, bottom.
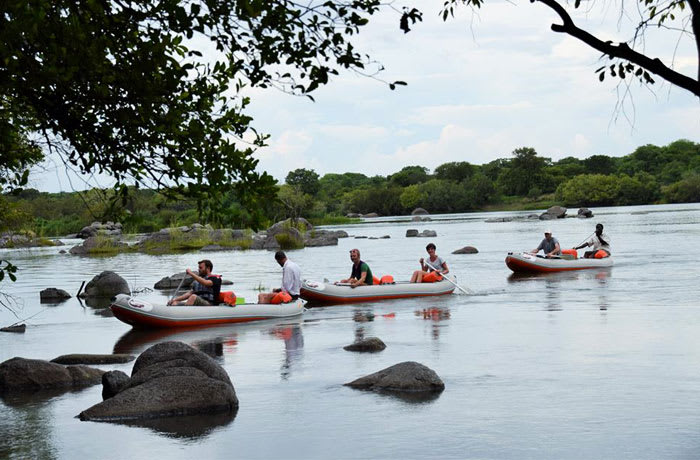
258, 251, 302, 303
574, 223, 611, 258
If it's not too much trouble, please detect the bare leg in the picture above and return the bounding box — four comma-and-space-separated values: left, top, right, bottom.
185, 294, 197, 305
258, 293, 275, 304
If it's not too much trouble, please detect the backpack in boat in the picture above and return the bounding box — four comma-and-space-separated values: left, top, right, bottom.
220, 291, 237, 306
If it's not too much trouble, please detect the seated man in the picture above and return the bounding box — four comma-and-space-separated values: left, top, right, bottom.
410, 243, 449, 283
529, 229, 561, 258
168, 259, 221, 306
338, 248, 373, 288
574, 223, 611, 258
258, 251, 301, 304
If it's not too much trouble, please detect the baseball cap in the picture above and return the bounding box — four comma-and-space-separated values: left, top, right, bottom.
544, 229, 552, 234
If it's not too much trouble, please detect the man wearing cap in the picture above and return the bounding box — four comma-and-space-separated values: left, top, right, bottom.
338, 248, 373, 288
530, 230, 561, 258
574, 223, 611, 258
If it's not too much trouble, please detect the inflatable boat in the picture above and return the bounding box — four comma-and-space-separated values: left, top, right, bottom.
299, 279, 455, 304
110, 294, 304, 328
505, 252, 613, 273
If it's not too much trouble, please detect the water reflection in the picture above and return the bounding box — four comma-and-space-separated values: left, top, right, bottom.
0, 395, 57, 459
266, 325, 304, 380
415, 307, 451, 340
112, 412, 236, 439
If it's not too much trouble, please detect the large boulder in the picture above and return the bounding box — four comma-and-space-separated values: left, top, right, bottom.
79, 271, 130, 298
1, 324, 26, 333
79, 341, 238, 421
69, 236, 128, 255
267, 218, 313, 235
577, 207, 594, 218
540, 206, 567, 220
411, 208, 429, 215
343, 337, 386, 353
154, 272, 193, 289
77, 222, 123, 239
51, 354, 135, 365
452, 246, 479, 254
345, 361, 445, 393
304, 233, 339, 247
418, 230, 437, 238
40, 288, 71, 303
0, 357, 104, 392
406, 229, 419, 238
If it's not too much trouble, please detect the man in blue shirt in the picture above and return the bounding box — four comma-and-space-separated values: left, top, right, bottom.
529, 229, 561, 258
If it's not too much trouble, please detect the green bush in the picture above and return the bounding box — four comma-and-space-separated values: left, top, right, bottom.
663, 174, 700, 203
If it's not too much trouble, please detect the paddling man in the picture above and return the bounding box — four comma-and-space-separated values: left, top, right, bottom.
410, 243, 449, 283
529, 229, 561, 258
168, 259, 221, 306
338, 248, 373, 288
258, 251, 302, 303
574, 223, 611, 258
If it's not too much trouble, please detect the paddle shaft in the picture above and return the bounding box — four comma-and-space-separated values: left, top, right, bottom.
424, 261, 473, 295
575, 232, 595, 249
169, 275, 189, 304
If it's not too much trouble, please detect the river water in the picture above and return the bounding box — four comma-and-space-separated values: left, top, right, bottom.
1, 203, 700, 459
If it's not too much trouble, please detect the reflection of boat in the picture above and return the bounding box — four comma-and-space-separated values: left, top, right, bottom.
505, 252, 613, 273
299, 279, 455, 304
110, 294, 304, 328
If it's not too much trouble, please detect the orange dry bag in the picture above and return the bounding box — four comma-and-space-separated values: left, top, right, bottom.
271, 291, 293, 304
220, 291, 237, 306
561, 249, 578, 259
380, 275, 394, 285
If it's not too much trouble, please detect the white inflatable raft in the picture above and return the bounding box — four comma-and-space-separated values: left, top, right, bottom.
505, 252, 613, 273
299, 279, 455, 304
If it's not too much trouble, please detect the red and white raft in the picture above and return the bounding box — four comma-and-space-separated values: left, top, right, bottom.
505, 252, 613, 273
110, 294, 304, 328
299, 279, 455, 304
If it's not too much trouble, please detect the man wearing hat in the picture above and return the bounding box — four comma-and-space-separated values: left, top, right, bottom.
574, 223, 611, 258
529, 229, 561, 258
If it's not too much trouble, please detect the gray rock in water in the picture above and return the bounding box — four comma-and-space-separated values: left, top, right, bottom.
0, 357, 104, 392
577, 207, 593, 218
304, 234, 339, 247
77, 225, 98, 239
418, 230, 437, 238
485, 217, 513, 223
102, 370, 130, 400
51, 354, 135, 365
343, 337, 386, 353
59, 249, 67, 254
380, 235, 391, 239
541, 206, 566, 219
411, 207, 429, 215
411, 215, 432, 222
1, 324, 26, 333
527, 214, 540, 220
406, 229, 419, 237
345, 361, 445, 393
69, 236, 128, 255
452, 246, 479, 254
538, 213, 556, 220
40, 288, 72, 303
267, 218, 313, 235
79, 341, 238, 421
79, 271, 130, 298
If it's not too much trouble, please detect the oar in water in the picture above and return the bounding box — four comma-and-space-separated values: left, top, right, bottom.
424, 261, 474, 295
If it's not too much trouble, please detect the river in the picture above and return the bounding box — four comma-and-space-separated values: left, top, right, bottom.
1, 203, 700, 459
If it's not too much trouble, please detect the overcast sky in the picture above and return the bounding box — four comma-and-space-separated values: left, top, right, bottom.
30, 1, 699, 191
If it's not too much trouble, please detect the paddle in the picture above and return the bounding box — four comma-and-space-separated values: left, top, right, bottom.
168, 274, 189, 306
424, 261, 474, 295
574, 232, 595, 249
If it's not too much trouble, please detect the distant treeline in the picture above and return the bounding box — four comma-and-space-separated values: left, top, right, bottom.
1, 139, 698, 236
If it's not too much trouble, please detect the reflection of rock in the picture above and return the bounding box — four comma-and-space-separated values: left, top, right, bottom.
345, 361, 445, 394
79, 341, 238, 422
577, 207, 593, 218
406, 229, 419, 237
344, 337, 386, 353
51, 354, 135, 365
411, 208, 429, 215
452, 246, 478, 254
0, 357, 104, 393
201, 244, 224, 252
102, 370, 130, 400
79, 271, 130, 298
411, 215, 432, 222
40, 288, 71, 303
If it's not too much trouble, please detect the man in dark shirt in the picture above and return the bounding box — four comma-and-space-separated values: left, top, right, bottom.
338, 248, 373, 288
168, 259, 221, 306
529, 229, 561, 258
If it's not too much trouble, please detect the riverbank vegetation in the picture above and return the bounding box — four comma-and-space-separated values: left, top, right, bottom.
1, 139, 698, 238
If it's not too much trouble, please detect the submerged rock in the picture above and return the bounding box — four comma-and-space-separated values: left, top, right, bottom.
40, 288, 71, 303
406, 229, 419, 237
485, 217, 513, 223
79, 341, 238, 421
343, 337, 386, 353
577, 207, 594, 218
79, 271, 130, 298
0, 357, 104, 392
418, 230, 437, 238
345, 361, 445, 393
540, 206, 566, 220
51, 354, 135, 365
452, 246, 479, 254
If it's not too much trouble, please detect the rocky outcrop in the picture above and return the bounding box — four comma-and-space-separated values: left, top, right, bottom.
485, 217, 513, 223
79, 341, 238, 421
51, 354, 135, 365
343, 337, 386, 353
406, 229, 419, 237
304, 232, 339, 247
346, 213, 361, 218
101, 370, 130, 400
0, 232, 62, 249
577, 207, 593, 218
418, 230, 437, 238
0, 357, 104, 393
411, 216, 432, 222
345, 361, 445, 393
69, 236, 128, 255
78, 271, 130, 298
452, 246, 479, 254
77, 221, 123, 239
267, 218, 313, 234
411, 208, 429, 215
40, 288, 72, 303
540, 206, 567, 220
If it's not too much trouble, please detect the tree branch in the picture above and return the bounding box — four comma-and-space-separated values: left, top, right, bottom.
533, 0, 700, 98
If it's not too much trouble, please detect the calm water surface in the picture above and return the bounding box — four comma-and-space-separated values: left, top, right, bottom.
1, 203, 700, 459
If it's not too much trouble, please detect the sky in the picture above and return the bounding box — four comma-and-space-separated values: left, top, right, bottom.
29, 0, 700, 191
